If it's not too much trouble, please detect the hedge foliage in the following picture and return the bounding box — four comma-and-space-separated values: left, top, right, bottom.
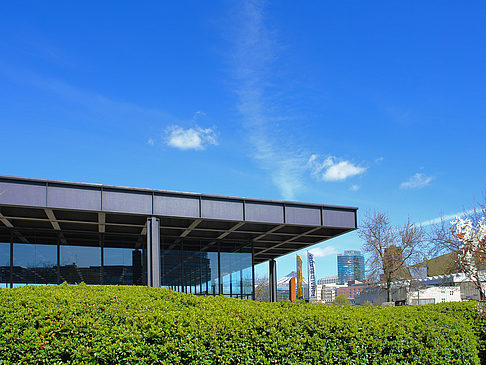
0, 284, 484, 364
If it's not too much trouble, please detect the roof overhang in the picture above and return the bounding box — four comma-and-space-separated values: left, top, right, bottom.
0, 176, 358, 264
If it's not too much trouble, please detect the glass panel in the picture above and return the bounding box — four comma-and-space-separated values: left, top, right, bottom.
103, 247, 143, 285
60, 244, 101, 284
0, 242, 9, 288
182, 240, 219, 296
220, 242, 253, 299
161, 238, 182, 291
160, 239, 252, 298
205, 250, 219, 296
13, 243, 57, 285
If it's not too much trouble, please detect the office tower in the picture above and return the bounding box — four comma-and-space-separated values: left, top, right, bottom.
337, 250, 365, 284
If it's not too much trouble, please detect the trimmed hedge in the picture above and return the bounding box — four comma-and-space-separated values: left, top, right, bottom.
0, 284, 483, 364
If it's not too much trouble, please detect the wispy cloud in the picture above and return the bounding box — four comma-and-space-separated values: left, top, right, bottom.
230, 2, 368, 199
310, 246, 338, 258
350, 185, 360, 191
192, 111, 206, 120
147, 138, 155, 146
400, 173, 433, 190
420, 209, 478, 226
230, 0, 307, 200
307, 154, 366, 182
165, 125, 217, 151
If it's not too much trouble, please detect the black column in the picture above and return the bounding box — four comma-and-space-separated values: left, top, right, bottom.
269, 259, 277, 302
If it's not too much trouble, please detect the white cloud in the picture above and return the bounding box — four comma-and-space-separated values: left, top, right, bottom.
375, 157, 384, 163
419, 209, 477, 226
147, 138, 154, 146
165, 125, 217, 151
309, 246, 338, 258
350, 185, 360, 191
400, 173, 433, 190
307, 155, 366, 182
230, 0, 306, 200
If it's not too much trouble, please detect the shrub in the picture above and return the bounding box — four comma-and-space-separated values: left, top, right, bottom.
0, 285, 482, 364
333, 294, 351, 306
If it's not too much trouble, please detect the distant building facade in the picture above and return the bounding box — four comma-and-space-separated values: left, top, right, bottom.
355, 284, 462, 306
336, 280, 370, 301
337, 250, 365, 284
317, 275, 338, 285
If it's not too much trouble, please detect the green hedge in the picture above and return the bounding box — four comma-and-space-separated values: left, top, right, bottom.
0, 284, 483, 364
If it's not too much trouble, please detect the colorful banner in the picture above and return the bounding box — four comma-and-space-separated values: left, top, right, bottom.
308, 251, 317, 300
296, 255, 303, 299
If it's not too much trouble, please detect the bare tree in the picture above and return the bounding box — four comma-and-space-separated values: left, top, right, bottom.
359, 211, 426, 302
254, 275, 269, 302
429, 207, 486, 300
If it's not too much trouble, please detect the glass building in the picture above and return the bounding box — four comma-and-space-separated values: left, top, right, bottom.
337, 250, 365, 284
0, 176, 357, 300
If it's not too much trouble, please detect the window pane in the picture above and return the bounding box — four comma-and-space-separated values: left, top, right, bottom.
161, 240, 182, 291
60, 245, 101, 284
220, 242, 253, 299
103, 247, 143, 285
0, 242, 9, 288
13, 243, 57, 285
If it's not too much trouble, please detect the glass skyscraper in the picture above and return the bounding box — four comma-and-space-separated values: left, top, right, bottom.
337, 250, 365, 284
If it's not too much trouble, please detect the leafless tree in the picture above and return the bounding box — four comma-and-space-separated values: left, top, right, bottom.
428, 199, 486, 300
359, 211, 426, 302
254, 275, 269, 302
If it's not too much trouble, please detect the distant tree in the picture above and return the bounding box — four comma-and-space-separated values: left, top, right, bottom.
428, 196, 486, 299
254, 276, 269, 302
333, 294, 351, 306
359, 211, 426, 302
450, 216, 486, 300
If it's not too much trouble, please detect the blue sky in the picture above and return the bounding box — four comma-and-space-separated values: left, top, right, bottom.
1, 1, 485, 280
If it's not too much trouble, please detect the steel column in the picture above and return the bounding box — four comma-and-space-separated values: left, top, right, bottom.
269, 259, 277, 302
146, 217, 161, 287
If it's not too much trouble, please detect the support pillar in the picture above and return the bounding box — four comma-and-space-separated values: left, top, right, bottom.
146, 217, 160, 287
269, 259, 277, 302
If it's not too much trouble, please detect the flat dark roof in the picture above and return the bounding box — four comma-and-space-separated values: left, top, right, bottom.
0, 175, 358, 264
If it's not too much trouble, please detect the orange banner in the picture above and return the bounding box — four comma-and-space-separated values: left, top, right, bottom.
296, 255, 303, 299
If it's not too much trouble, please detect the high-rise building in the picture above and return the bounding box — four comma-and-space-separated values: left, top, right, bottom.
337, 250, 365, 284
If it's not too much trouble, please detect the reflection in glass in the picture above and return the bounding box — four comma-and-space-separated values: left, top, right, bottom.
162, 240, 253, 299
12, 243, 57, 285
203, 250, 219, 296
103, 247, 143, 285
220, 243, 253, 299
161, 246, 182, 291
0, 242, 9, 288
60, 245, 101, 284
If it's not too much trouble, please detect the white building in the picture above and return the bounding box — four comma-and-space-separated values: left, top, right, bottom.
317, 283, 347, 303
408, 286, 461, 305
317, 275, 338, 285
355, 280, 463, 306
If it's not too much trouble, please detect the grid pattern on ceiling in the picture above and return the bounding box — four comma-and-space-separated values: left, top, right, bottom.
0, 206, 352, 264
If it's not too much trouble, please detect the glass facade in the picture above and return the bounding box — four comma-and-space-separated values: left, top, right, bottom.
0, 232, 148, 287
61, 244, 101, 285
104, 247, 144, 286
0, 232, 254, 299
13, 243, 57, 285
0, 241, 9, 288
160, 239, 254, 299
337, 250, 365, 284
